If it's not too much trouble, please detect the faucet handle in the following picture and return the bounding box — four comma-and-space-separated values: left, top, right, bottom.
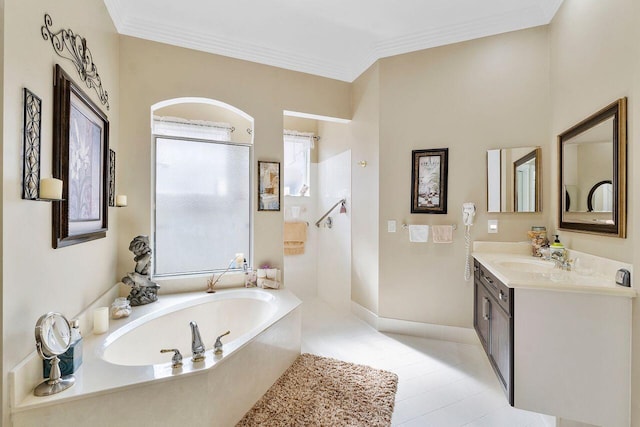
214, 331, 230, 355
160, 348, 183, 368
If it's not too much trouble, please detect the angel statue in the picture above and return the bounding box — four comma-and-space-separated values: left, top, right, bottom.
121, 235, 160, 306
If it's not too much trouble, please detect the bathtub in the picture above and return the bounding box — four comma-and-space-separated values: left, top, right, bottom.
11, 287, 302, 427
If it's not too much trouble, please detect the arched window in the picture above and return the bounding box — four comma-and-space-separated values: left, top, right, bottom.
151, 98, 254, 276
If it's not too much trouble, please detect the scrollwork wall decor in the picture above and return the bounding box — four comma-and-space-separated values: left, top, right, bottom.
41, 13, 110, 110
22, 88, 42, 200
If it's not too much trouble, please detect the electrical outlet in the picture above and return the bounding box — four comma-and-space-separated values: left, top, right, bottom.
488, 220, 498, 234
388, 220, 397, 233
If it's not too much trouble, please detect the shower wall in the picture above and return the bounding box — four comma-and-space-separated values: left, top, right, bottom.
283, 165, 318, 300
317, 149, 352, 311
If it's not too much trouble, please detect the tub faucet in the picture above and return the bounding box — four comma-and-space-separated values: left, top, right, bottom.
189, 321, 206, 362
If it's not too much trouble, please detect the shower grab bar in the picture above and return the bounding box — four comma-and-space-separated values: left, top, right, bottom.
315, 198, 346, 228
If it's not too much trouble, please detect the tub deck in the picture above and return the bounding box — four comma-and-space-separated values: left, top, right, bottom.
10, 288, 302, 426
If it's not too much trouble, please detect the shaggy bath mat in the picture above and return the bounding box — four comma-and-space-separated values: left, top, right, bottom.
236, 353, 398, 427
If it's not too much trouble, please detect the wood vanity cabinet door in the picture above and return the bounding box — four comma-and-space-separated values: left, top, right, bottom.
474, 281, 491, 352
490, 303, 513, 403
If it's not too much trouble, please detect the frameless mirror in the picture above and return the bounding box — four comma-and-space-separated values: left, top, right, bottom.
559, 98, 627, 237
487, 146, 541, 213
34, 312, 75, 396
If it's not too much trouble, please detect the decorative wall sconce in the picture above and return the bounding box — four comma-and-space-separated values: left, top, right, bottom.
39, 178, 63, 201
22, 88, 42, 200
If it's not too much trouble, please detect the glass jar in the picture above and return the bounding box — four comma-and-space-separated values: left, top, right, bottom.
110, 297, 132, 319
527, 226, 548, 257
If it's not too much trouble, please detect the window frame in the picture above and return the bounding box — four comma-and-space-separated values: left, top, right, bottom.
283, 134, 312, 197
151, 133, 253, 278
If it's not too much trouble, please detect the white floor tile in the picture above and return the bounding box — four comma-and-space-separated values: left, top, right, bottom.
300, 298, 553, 427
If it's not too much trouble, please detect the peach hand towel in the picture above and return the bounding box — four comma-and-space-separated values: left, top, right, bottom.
284, 222, 307, 255
432, 225, 454, 243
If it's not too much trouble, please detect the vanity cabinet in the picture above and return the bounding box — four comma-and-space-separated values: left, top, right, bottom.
473, 260, 514, 405
472, 250, 634, 426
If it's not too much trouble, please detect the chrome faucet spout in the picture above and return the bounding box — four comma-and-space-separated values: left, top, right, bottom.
190, 321, 206, 362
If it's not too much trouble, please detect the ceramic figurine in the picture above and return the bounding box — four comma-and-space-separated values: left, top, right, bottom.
122, 235, 160, 306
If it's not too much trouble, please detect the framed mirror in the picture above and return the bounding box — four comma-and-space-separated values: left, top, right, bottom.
487, 146, 541, 213
558, 98, 627, 237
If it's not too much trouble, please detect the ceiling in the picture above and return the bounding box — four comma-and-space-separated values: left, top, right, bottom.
104, 0, 563, 82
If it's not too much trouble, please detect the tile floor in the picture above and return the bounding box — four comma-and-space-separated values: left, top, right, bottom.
300, 298, 554, 427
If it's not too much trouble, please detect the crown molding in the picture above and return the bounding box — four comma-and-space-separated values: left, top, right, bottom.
103, 0, 127, 32
106, 1, 563, 83
373, 6, 547, 60
118, 17, 355, 82
540, 0, 564, 22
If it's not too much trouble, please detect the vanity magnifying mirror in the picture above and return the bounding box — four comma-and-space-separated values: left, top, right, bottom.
558, 98, 627, 237
34, 312, 75, 396
487, 146, 541, 213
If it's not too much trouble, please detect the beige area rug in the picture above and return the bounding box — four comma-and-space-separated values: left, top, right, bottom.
236, 353, 398, 427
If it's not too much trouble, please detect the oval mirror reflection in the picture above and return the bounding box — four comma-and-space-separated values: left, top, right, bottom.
587, 180, 613, 212
35, 312, 71, 357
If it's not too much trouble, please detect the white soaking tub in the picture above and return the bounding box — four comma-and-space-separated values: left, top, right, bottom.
11, 287, 302, 427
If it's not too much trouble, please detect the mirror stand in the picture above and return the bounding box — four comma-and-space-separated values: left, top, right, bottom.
34, 343, 75, 396
33, 312, 75, 396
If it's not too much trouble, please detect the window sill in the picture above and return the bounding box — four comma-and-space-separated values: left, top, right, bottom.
152, 271, 247, 294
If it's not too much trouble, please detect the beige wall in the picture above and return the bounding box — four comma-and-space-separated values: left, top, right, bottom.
117, 36, 351, 280
347, 64, 380, 314
2, 1, 120, 425
376, 27, 550, 327
548, 0, 639, 424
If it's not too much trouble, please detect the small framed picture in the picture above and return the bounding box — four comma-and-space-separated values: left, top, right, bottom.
258, 161, 280, 211
411, 148, 448, 214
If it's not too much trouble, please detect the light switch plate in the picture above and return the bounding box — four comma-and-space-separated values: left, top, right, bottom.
488, 220, 498, 234
388, 220, 397, 233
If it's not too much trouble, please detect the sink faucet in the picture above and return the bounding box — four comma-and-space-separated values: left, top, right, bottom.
189, 321, 206, 362
551, 250, 572, 271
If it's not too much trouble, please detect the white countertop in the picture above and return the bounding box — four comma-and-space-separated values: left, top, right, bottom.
473, 243, 636, 298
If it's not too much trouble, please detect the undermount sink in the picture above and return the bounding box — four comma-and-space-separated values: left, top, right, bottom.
494, 258, 556, 274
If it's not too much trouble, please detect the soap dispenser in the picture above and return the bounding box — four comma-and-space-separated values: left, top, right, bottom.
550, 235, 565, 259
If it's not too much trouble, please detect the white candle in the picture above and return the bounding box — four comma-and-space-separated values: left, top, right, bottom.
93, 307, 109, 334
115, 195, 127, 207
39, 178, 63, 200
235, 253, 244, 268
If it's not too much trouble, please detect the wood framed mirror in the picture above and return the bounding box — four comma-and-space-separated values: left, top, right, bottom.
558, 98, 627, 237
487, 146, 541, 213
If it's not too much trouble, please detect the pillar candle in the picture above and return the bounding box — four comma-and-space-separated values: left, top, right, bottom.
93, 307, 109, 334
39, 178, 63, 200
235, 253, 244, 268
115, 195, 127, 207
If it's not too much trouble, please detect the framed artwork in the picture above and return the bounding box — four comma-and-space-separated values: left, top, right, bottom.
52, 64, 109, 248
411, 148, 448, 214
258, 161, 280, 211
22, 88, 42, 200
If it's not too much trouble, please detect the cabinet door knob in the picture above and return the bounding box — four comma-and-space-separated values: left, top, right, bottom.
499, 290, 507, 302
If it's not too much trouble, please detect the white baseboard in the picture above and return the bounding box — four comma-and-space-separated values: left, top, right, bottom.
350, 300, 378, 329
350, 301, 479, 345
